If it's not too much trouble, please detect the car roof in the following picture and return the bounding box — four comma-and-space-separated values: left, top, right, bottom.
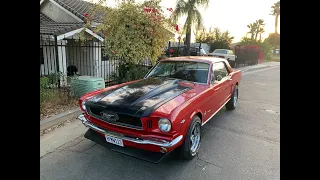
159, 56, 227, 64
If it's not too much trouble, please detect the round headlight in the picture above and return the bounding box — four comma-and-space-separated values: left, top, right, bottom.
158, 118, 171, 132
81, 101, 86, 111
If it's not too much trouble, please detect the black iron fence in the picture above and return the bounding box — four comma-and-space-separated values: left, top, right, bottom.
42, 34, 263, 88
40, 35, 204, 87
40, 35, 153, 87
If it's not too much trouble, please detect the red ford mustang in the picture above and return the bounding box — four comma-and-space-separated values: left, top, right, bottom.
77, 56, 242, 162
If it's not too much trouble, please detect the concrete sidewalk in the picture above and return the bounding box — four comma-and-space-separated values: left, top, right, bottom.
235, 61, 280, 72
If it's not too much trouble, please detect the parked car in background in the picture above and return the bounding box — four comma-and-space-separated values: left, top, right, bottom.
208, 49, 236, 68
77, 57, 242, 163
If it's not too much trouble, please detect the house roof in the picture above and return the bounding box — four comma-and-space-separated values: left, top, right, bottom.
53, 0, 104, 22
40, 12, 83, 35
40, 12, 56, 23
40, 22, 84, 35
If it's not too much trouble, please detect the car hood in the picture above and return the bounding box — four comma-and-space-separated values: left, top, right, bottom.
85, 77, 193, 117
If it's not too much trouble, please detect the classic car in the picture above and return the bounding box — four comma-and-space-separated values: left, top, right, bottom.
208, 49, 237, 68
77, 56, 242, 163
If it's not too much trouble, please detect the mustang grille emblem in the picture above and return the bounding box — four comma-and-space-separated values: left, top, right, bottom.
100, 112, 119, 122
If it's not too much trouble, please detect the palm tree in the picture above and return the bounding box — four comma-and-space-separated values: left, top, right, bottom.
247, 22, 257, 40
172, 0, 209, 55
270, 1, 280, 54
254, 19, 265, 41
258, 27, 265, 42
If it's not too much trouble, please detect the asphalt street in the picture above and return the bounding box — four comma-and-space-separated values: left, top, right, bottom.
40, 64, 280, 180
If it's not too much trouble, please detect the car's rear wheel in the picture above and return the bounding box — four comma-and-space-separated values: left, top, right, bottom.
179, 115, 201, 160
226, 84, 238, 110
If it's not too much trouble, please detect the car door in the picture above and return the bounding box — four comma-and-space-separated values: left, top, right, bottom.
201, 64, 219, 124
211, 62, 232, 108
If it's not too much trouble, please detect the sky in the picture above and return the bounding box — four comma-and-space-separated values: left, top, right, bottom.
85, 0, 280, 43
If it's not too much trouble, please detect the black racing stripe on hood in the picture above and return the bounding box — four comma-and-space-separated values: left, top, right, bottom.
85, 77, 193, 118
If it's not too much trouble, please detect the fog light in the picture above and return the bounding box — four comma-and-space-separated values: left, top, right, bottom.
160, 147, 167, 153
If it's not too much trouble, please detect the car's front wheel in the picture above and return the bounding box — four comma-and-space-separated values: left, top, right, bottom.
179, 115, 202, 160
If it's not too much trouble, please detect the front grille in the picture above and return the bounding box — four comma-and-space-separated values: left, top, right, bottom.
87, 107, 142, 130
146, 120, 153, 129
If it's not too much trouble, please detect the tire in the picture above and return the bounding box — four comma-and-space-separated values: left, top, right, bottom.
228, 60, 235, 68
179, 115, 202, 160
226, 84, 238, 110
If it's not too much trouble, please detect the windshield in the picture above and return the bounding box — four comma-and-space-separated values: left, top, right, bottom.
213, 49, 228, 54
146, 61, 210, 84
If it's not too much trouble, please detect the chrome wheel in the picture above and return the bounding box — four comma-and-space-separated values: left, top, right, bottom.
190, 123, 201, 155
234, 87, 238, 107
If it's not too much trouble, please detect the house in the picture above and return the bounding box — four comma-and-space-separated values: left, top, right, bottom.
40, 0, 115, 84
40, 0, 175, 85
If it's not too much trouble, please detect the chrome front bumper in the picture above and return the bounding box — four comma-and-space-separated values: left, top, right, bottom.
77, 114, 183, 148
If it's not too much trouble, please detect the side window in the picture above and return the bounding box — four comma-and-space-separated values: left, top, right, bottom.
213, 62, 228, 82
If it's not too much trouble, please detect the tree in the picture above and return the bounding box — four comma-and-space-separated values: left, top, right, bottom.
247, 22, 257, 40
258, 27, 265, 42
195, 27, 234, 52
83, 0, 176, 82
210, 28, 234, 51
247, 19, 265, 41
254, 19, 265, 41
270, 1, 280, 54
265, 33, 280, 47
172, 0, 209, 55
195, 27, 214, 43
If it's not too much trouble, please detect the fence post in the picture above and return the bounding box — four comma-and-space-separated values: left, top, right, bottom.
177, 39, 180, 57
168, 41, 171, 57
54, 35, 60, 87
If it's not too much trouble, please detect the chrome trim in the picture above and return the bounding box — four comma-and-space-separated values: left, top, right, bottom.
201, 98, 231, 126
86, 107, 143, 131
77, 114, 183, 148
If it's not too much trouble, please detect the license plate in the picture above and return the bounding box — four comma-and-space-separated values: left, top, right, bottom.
105, 135, 124, 147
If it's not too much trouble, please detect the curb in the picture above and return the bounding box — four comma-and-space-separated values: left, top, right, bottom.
242, 65, 271, 72
40, 108, 82, 131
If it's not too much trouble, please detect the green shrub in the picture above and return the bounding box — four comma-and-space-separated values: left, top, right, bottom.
111, 62, 150, 83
